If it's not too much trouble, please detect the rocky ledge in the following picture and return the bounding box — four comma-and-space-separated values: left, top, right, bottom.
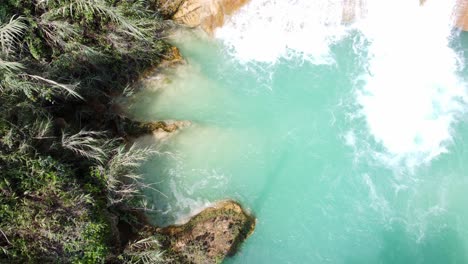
117, 118, 191, 142
157, 200, 256, 264
154, 0, 250, 34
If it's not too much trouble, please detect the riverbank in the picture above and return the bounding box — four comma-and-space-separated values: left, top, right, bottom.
0, 1, 255, 263
0, 1, 174, 262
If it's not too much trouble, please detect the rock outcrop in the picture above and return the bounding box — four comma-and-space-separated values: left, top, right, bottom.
456, 0, 468, 31
119, 118, 191, 142
164, 0, 249, 34
158, 200, 256, 264
156, 0, 468, 32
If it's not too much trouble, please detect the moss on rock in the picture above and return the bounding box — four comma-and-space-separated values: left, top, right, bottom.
157, 200, 256, 264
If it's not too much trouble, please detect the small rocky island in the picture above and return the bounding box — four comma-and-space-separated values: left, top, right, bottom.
158, 201, 256, 263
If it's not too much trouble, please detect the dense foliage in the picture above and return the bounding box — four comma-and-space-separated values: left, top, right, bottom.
0, 0, 170, 262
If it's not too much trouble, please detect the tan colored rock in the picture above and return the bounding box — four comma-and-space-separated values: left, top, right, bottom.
220, 0, 250, 15
158, 200, 256, 264
117, 118, 191, 142
173, 0, 249, 34
456, 0, 468, 31
173, 0, 204, 27
152, 120, 192, 141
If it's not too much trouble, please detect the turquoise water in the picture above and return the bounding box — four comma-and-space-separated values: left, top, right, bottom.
128, 12, 468, 264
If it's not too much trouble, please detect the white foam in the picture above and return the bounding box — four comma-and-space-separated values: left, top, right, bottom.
356, 0, 467, 167
215, 0, 348, 63
217, 0, 468, 167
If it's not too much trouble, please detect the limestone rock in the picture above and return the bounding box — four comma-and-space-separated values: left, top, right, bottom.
158, 200, 256, 264
173, 0, 205, 28
456, 0, 468, 31
117, 118, 190, 141
173, 0, 250, 34
152, 120, 192, 141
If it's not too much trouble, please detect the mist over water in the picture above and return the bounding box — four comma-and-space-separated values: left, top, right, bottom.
129, 1, 468, 263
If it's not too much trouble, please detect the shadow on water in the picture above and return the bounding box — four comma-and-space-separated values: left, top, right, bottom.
252, 146, 290, 213
223, 145, 291, 263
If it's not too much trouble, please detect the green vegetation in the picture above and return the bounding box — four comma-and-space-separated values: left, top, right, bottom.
0, 0, 172, 262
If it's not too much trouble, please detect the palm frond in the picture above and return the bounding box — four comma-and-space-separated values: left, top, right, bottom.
0, 16, 27, 56
0, 74, 38, 99
122, 85, 136, 97
43, 0, 147, 40
123, 237, 166, 264
25, 74, 83, 99
37, 20, 79, 48
32, 117, 53, 139
0, 58, 24, 73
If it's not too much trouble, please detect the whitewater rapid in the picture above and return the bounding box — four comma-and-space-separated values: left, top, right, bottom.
216, 0, 468, 169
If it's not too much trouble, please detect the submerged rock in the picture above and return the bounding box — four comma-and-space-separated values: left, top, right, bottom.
158, 200, 256, 264
151, 120, 192, 141
342, 0, 365, 24
117, 118, 191, 141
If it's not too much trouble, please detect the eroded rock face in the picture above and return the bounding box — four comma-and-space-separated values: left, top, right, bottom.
456, 0, 468, 31
172, 0, 250, 33
158, 200, 256, 264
